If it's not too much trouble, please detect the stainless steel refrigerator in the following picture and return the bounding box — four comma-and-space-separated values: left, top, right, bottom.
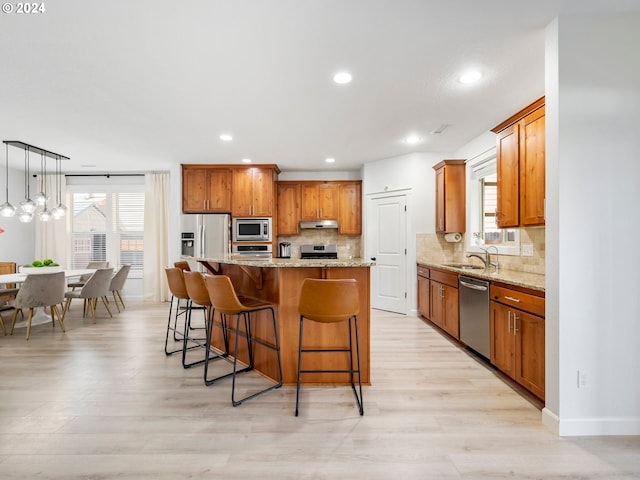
180, 213, 230, 271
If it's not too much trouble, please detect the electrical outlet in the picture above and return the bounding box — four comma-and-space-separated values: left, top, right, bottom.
577, 370, 589, 388
522, 244, 534, 257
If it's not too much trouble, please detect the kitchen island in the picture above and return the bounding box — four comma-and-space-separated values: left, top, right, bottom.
196, 256, 373, 386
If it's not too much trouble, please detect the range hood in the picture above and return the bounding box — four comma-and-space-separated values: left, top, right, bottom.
299, 219, 339, 229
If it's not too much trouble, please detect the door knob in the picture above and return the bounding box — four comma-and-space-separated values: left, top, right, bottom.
370, 257, 376, 261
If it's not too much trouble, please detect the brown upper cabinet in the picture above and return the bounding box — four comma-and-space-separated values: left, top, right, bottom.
433, 159, 466, 233
338, 182, 362, 235
492, 97, 545, 228
276, 180, 362, 236
182, 164, 278, 216
301, 182, 340, 220
231, 166, 279, 217
276, 182, 301, 235
182, 165, 232, 213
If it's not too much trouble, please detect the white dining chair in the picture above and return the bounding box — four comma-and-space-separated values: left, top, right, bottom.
68, 261, 109, 290
109, 264, 131, 312
8, 271, 66, 340
63, 268, 114, 323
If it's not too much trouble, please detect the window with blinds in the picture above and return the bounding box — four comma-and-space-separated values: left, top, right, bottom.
69, 192, 144, 275
467, 151, 519, 254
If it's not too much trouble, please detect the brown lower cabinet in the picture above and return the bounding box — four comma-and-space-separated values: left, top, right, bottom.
428, 268, 459, 339
417, 264, 545, 401
490, 284, 545, 400
417, 265, 430, 319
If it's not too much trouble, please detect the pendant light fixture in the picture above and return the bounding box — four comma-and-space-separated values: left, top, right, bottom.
52, 154, 67, 219
0, 142, 16, 217
18, 146, 35, 222
3, 140, 70, 222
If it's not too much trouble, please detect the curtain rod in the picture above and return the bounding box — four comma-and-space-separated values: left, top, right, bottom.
38, 173, 146, 177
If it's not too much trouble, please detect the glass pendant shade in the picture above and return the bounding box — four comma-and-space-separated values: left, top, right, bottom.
20, 197, 36, 213
0, 201, 16, 217
52, 203, 67, 219
34, 191, 48, 206
18, 210, 33, 223
38, 208, 52, 222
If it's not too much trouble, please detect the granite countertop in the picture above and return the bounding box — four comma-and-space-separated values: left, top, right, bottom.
195, 256, 375, 268
417, 261, 545, 292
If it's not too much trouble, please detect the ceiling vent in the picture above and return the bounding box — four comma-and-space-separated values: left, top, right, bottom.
431, 124, 450, 134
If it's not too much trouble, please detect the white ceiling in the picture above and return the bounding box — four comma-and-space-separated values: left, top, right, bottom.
1, 0, 639, 174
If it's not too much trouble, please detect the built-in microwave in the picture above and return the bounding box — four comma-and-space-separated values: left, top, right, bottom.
232, 217, 272, 242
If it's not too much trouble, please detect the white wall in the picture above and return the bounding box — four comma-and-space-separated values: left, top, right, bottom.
544, 13, 640, 436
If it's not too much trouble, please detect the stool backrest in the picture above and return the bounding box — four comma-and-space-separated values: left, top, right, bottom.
204, 275, 244, 315
298, 278, 359, 323
165, 267, 189, 300
174, 260, 191, 271
183, 271, 211, 307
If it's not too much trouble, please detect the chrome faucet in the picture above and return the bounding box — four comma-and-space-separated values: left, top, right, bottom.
482, 246, 500, 272
466, 253, 488, 268
466, 246, 500, 272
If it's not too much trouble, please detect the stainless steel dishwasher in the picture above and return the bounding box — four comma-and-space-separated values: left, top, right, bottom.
459, 276, 490, 360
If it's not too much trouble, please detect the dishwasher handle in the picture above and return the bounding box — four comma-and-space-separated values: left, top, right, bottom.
459, 279, 488, 291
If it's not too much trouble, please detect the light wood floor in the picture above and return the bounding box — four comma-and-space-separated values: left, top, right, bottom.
0, 300, 638, 479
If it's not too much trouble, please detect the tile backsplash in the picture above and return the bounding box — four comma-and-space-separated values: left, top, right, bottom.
277, 231, 362, 259
416, 227, 545, 275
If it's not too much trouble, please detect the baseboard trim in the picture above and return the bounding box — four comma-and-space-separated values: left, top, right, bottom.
543, 408, 640, 436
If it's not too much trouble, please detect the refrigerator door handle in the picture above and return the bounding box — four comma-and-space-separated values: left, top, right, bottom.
198, 222, 205, 258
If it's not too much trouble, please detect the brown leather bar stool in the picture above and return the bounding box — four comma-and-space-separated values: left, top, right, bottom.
182, 271, 224, 369
295, 278, 363, 416
204, 275, 282, 406
164, 267, 191, 356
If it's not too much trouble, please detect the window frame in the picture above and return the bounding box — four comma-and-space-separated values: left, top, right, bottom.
66, 182, 145, 278
465, 148, 520, 256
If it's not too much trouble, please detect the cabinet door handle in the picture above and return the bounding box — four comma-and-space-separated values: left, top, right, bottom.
504, 295, 521, 303
507, 310, 512, 333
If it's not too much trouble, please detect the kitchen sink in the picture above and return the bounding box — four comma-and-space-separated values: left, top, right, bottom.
443, 263, 484, 270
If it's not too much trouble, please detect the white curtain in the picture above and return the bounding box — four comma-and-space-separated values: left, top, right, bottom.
143, 172, 170, 302
34, 174, 67, 266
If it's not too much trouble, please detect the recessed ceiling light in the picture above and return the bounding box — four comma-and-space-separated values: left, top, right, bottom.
219, 134, 233, 141
404, 135, 422, 145
333, 72, 352, 84
241, 158, 252, 163
459, 70, 482, 84
325, 157, 336, 163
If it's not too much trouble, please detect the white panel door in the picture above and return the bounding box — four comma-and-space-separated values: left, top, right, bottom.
368, 195, 407, 314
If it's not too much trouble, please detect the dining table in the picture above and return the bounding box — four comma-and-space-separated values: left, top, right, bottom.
0, 268, 96, 328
